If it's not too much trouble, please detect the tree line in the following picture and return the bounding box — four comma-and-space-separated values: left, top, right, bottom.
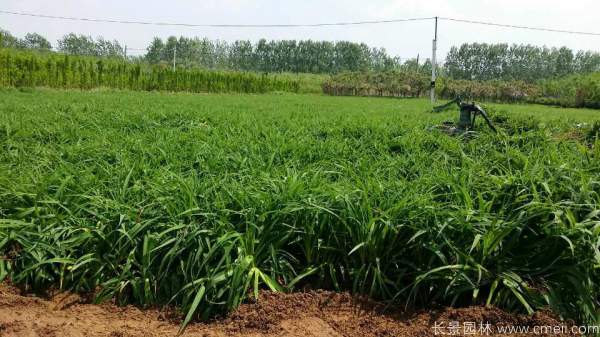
145, 36, 403, 73
2, 28, 405, 73
0, 29, 52, 51
445, 43, 600, 82
3, 27, 600, 83
1, 29, 125, 58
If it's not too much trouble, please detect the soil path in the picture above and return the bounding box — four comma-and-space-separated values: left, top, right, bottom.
0, 283, 575, 337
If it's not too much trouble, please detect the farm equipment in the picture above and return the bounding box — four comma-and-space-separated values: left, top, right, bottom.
431, 97, 497, 135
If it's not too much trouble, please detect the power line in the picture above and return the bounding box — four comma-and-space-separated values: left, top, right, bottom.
0, 10, 434, 28
3, 9, 599, 38
439, 17, 600, 36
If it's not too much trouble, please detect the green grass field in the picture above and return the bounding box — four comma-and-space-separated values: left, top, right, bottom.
1, 88, 599, 326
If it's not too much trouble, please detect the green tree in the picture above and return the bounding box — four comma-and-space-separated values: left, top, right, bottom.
95, 37, 124, 57
0, 29, 19, 48
141, 36, 401, 74
145, 37, 165, 64
58, 34, 123, 57
22, 33, 52, 51
445, 43, 598, 82
58, 34, 98, 56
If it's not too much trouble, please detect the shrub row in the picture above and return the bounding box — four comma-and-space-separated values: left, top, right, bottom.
0, 48, 300, 94
322, 71, 429, 98
324, 71, 600, 109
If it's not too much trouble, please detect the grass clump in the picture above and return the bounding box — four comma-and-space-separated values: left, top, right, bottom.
0, 91, 599, 326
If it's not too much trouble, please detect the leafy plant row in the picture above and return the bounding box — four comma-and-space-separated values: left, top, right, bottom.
322, 71, 430, 98
324, 71, 600, 109
0, 48, 300, 94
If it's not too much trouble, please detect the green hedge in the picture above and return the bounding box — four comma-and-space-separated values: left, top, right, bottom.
0, 48, 299, 94
323, 70, 600, 109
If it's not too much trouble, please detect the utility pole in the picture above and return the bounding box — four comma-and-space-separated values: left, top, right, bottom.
416, 53, 420, 70
124, 45, 127, 59
430, 16, 438, 104
173, 46, 177, 72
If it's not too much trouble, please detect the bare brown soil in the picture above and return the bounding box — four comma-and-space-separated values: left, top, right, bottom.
0, 283, 576, 337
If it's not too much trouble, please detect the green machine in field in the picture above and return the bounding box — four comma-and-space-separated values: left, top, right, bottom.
432, 97, 497, 134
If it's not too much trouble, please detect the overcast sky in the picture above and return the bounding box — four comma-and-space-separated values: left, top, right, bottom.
2, 0, 599, 60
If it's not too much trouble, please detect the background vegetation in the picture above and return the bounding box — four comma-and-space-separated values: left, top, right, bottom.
323, 71, 600, 109
4, 27, 600, 109
445, 43, 600, 82
1, 29, 123, 58
2, 28, 404, 73
322, 71, 429, 97
145, 36, 403, 73
0, 29, 52, 52
0, 48, 300, 94
7, 26, 600, 82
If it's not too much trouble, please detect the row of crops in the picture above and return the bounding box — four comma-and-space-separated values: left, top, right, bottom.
322, 71, 430, 98
323, 70, 600, 109
1, 91, 599, 328
0, 48, 300, 94
440, 75, 600, 108
3, 47, 600, 108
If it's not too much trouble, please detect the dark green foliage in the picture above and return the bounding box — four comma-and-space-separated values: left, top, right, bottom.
0, 29, 20, 49
1, 29, 52, 51
322, 71, 429, 97
0, 48, 299, 94
21, 33, 52, 51
446, 43, 600, 82
145, 36, 402, 73
0, 91, 599, 326
57, 33, 123, 58
537, 73, 600, 108
587, 122, 600, 142
324, 71, 600, 109
437, 78, 542, 102
440, 73, 600, 109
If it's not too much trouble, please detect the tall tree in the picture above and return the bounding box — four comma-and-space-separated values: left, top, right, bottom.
0, 29, 19, 48
58, 34, 98, 56
445, 43, 600, 82
22, 33, 52, 51
142, 36, 401, 74
58, 33, 123, 57
145, 37, 165, 64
